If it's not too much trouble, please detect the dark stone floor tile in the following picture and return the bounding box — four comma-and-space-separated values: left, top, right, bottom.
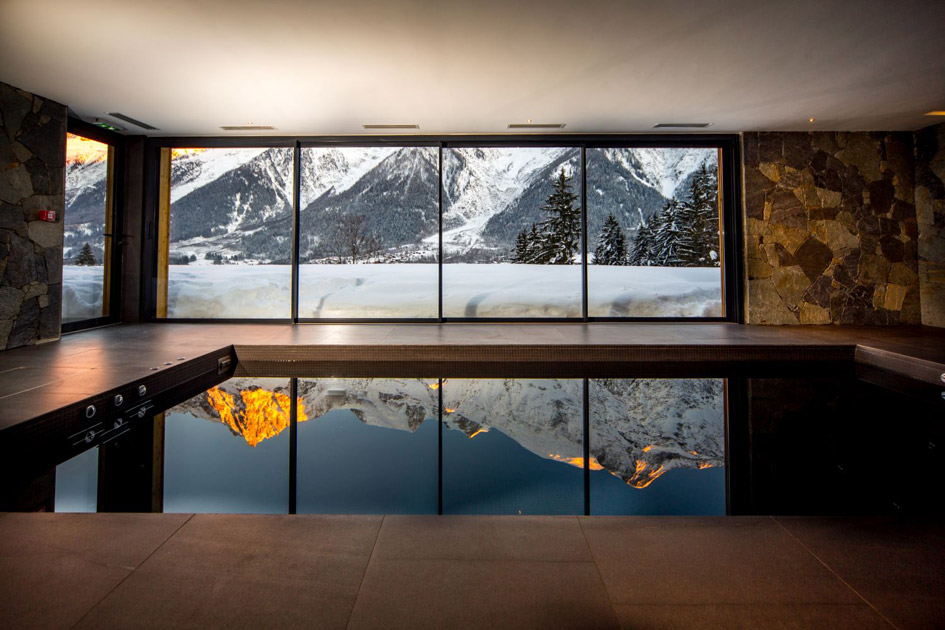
41, 370, 145, 395
776, 517, 945, 630
612, 603, 892, 630
347, 559, 619, 630
0, 366, 95, 398
579, 517, 859, 606
0, 513, 191, 630
374, 515, 590, 562
76, 515, 381, 630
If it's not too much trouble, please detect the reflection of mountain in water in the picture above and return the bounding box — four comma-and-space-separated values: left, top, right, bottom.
590, 378, 724, 488
174, 380, 307, 447
172, 377, 724, 487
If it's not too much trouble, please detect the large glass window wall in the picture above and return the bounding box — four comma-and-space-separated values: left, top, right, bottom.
63, 131, 116, 326
154, 139, 736, 321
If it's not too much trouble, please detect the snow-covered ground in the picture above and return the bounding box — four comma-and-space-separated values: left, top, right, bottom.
62, 266, 104, 322
160, 264, 721, 319
167, 266, 291, 318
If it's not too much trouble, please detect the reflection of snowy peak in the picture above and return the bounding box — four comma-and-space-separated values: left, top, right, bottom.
443, 378, 585, 460
590, 378, 724, 487
174, 377, 724, 489
299, 378, 439, 431
170, 378, 296, 447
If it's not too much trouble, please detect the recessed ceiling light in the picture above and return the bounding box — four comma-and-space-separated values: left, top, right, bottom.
925, 111, 945, 116
653, 123, 711, 128
362, 124, 420, 129
508, 123, 566, 129
107, 112, 159, 130
220, 125, 276, 131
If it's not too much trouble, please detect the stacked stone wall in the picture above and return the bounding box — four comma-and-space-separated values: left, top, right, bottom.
743, 131, 920, 324
0, 81, 66, 349
914, 123, 945, 327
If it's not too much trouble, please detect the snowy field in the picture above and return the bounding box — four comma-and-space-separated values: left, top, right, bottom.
158, 264, 721, 319
62, 266, 104, 322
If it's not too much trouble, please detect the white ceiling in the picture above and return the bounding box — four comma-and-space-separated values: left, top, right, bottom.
2, 0, 944, 136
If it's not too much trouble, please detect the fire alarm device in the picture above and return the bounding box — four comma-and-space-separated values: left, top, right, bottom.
38, 210, 56, 222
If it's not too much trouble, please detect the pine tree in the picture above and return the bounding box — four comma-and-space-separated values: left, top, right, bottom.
76, 242, 96, 266
682, 163, 720, 266
628, 220, 653, 266
650, 197, 693, 266
593, 213, 627, 265
531, 169, 581, 265
512, 226, 532, 263
528, 225, 541, 263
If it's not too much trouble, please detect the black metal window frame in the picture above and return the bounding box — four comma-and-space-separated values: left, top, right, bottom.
144, 134, 743, 324
61, 118, 125, 334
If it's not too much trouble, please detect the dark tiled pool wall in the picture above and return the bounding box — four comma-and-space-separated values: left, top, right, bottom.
744, 131, 920, 325
733, 375, 945, 515
0, 81, 67, 350
915, 121, 945, 327
233, 343, 857, 378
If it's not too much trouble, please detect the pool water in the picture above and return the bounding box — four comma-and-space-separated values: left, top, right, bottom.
45, 368, 945, 516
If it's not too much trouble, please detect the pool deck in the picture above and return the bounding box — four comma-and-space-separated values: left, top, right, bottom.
1, 512, 942, 629
1, 322, 944, 432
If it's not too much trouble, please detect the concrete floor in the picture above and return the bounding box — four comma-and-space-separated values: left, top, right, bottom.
0, 512, 942, 629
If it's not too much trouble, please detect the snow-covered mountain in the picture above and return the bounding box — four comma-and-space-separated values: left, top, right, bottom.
59, 144, 715, 264
63, 157, 108, 261
299, 147, 399, 206
170, 377, 725, 489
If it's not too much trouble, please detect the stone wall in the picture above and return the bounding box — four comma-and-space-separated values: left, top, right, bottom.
0, 81, 66, 349
914, 122, 945, 327
743, 132, 920, 325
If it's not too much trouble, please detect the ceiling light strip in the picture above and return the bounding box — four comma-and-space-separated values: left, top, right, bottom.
507, 123, 566, 129
107, 112, 159, 130
362, 124, 420, 130
653, 123, 712, 128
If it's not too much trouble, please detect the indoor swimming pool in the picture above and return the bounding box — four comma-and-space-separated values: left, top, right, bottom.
13, 363, 943, 517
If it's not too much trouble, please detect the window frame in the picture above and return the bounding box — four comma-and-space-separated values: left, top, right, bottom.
61, 118, 125, 334
145, 134, 743, 324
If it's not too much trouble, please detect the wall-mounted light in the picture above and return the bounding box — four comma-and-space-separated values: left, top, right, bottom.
925, 111, 945, 116
808, 117, 816, 123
